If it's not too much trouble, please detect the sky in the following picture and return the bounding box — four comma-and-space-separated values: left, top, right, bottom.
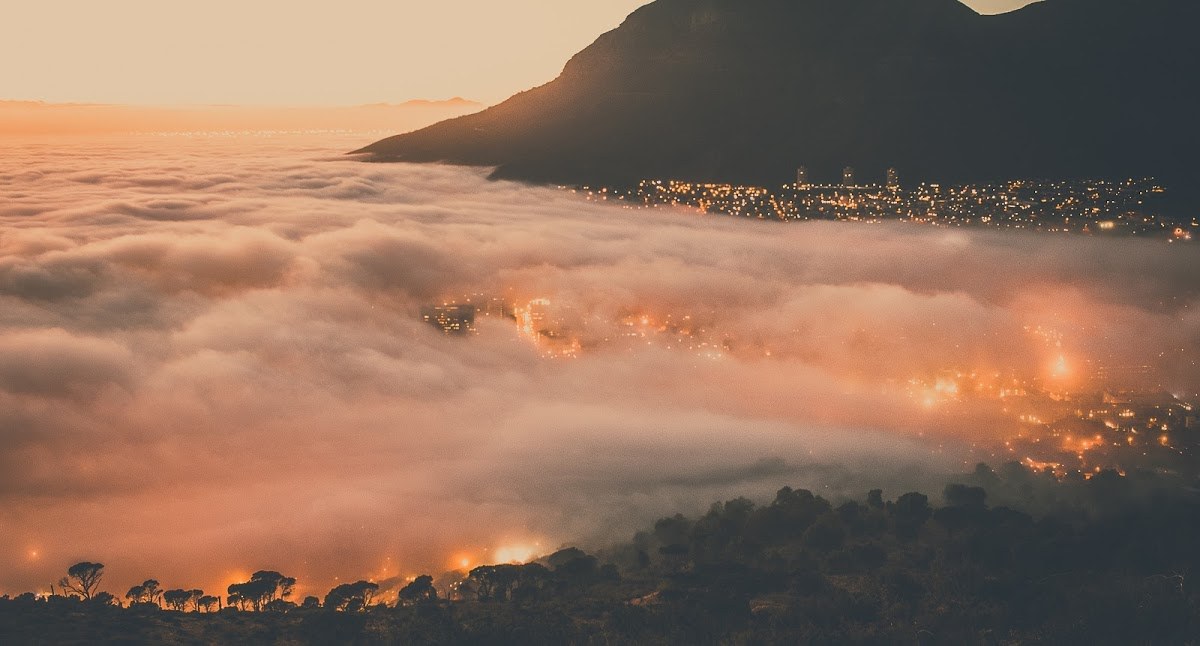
1, 132, 1196, 599
0, 0, 1036, 106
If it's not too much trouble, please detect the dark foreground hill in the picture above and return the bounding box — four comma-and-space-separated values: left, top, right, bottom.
4, 465, 1199, 645
356, 0, 1200, 190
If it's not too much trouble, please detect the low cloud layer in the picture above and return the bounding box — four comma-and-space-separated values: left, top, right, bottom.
1, 133, 1196, 599
0, 100, 481, 136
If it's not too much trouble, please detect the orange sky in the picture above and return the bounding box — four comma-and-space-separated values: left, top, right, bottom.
0, 100, 481, 136
1, 0, 1033, 107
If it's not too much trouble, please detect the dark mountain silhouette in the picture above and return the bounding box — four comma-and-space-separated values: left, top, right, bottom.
356, 0, 1200, 190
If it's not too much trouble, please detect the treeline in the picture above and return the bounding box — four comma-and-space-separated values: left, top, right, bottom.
13, 565, 401, 616
2, 463, 1199, 644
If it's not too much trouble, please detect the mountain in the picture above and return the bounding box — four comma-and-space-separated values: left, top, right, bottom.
355, 0, 1200, 190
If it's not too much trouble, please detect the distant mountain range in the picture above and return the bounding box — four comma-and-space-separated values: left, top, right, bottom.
356, 0, 1199, 192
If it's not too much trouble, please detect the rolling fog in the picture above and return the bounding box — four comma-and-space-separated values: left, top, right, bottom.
1, 133, 1196, 598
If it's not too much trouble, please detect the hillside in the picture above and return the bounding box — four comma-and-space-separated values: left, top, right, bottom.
356, 0, 1200, 189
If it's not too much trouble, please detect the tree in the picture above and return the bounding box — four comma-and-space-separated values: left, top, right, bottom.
894, 492, 932, 539
162, 589, 190, 611
125, 579, 162, 606
653, 514, 693, 547
466, 565, 520, 602
944, 484, 987, 509
264, 599, 296, 613
92, 591, 120, 606
227, 571, 296, 611
249, 570, 296, 601
397, 575, 438, 605
802, 515, 846, 552
161, 588, 202, 612
548, 548, 601, 584
324, 581, 379, 612
197, 595, 221, 613
58, 562, 104, 600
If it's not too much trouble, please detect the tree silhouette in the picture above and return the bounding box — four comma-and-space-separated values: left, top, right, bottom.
197, 595, 220, 613
249, 570, 296, 601
464, 564, 552, 602
893, 492, 932, 539
397, 575, 438, 605
58, 562, 104, 600
125, 580, 162, 606
324, 581, 379, 612
162, 589, 189, 611
263, 599, 297, 613
227, 571, 296, 611
943, 483, 987, 509
161, 589, 203, 612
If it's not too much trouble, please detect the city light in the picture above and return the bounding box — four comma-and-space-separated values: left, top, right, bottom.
422, 287, 1198, 478
573, 176, 1191, 241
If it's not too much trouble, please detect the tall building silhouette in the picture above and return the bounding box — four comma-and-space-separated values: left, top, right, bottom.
886, 167, 900, 190
796, 166, 809, 187
842, 166, 855, 187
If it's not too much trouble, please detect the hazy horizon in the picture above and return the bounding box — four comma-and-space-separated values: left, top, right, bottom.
0, 100, 483, 137
1, 0, 1037, 107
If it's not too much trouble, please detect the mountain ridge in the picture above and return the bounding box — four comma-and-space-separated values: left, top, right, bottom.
356, 0, 1200, 190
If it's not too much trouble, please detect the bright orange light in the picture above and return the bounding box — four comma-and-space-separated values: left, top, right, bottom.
448, 553, 474, 571
492, 543, 540, 565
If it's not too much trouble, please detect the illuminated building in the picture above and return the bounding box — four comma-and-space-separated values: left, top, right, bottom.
525, 298, 549, 336
421, 304, 477, 335
480, 296, 509, 318
886, 167, 900, 190
842, 166, 856, 187
796, 166, 809, 188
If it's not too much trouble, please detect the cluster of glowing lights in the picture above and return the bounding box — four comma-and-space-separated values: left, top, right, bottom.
447, 542, 543, 573
899, 323, 1195, 475
573, 176, 1193, 239
512, 298, 581, 359
432, 293, 734, 361
426, 292, 1195, 478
